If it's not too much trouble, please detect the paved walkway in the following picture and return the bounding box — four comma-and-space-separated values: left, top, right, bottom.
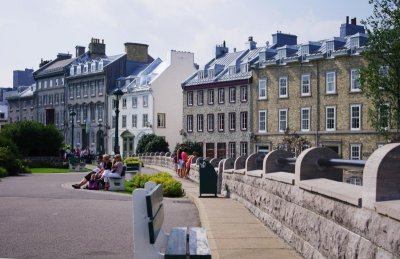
147, 165, 301, 259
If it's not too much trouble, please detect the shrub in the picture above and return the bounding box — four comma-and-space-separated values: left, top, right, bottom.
123, 157, 143, 164
0, 167, 8, 178
125, 172, 183, 197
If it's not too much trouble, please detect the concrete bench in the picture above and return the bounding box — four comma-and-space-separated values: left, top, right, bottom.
133, 182, 211, 259
108, 165, 126, 191
68, 157, 86, 172
125, 163, 141, 180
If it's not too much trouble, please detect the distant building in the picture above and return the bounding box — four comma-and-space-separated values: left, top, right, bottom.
13, 68, 34, 90
7, 84, 36, 124
182, 38, 262, 158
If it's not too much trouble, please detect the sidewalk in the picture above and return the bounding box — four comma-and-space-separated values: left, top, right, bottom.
147, 165, 301, 259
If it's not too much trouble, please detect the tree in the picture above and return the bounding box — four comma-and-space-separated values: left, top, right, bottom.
0, 121, 63, 156
360, 0, 400, 141
274, 129, 310, 157
135, 134, 169, 153
173, 141, 203, 157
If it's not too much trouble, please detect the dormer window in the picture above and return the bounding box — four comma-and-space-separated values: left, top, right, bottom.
277, 49, 286, 60
240, 63, 248, 73
84, 64, 89, 73
76, 65, 81, 74
70, 66, 75, 76
350, 37, 359, 54
198, 70, 205, 79
91, 62, 97, 72
125, 79, 130, 86
229, 66, 236, 75
326, 41, 334, 57
208, 69, 215, 78
301, 45, 309, 57
98, 61, 103, 71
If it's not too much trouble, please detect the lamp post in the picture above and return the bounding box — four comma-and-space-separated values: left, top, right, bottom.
97, 123, 103, 155
113, 88, 124, 154
70, 110, 76, 152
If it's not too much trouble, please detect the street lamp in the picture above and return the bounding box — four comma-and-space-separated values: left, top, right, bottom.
70, 110, 76, 152
113, 88, 124, 154
97, 123, 103, 155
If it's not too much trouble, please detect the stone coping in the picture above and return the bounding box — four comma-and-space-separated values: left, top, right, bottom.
299, 178, 362, 206
234, 169, 246, 175
264, 172, 295, 185
246, 170, 263, 178
224, 169, 235, 174
375, 200, 400, 221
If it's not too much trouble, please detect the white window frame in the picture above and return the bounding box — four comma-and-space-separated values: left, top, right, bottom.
132, 114, 137, 127
326, 106, 336, 131
240, 112, 247, 131
187, 91, 193, 106
142, 114, 148, 127
326, 71, 336, 94
350, 104, 361, 130
278, 109, 288, 132
258, 79, 267, 99
229, 112, 236, 131
279, 76, 288, 98
207, 114, 214, 132
351, 69, 361, 92
197, 114, 204, 132
301, 74, 311, 96
301, 107, 311, 132
132, 97, 137, 108
350, 144, 361, 160
122, 115, 127, 128
240, 142, 248, 156
207, 89, 214, 105
240, 86, 248, 102
218, 88, 224, 104
258, 110, 267, 133
218, 113, 224, 132
229, 87, 236, 103
197, 90, 204, 105
187, 115, 193, 132
143, 95, 148, 107
157, 113, 166, 128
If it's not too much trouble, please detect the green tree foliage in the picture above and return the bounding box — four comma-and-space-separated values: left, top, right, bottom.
0, 121, 63, 156
360, 0, 400, 140
173, 140, 203, 157
135, 134, 169, 153
275, 129, 310, 157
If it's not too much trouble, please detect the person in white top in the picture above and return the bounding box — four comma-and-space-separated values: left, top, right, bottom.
102, 154, 124, 190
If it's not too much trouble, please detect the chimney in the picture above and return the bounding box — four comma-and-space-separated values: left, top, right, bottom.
124, 42, 149, 62
271, 32, 297, 49
75, 46, 86, 57
88, 38, 106, 56
246, 36, 257, 50
57, 53, 72, 60
340, 16, 365, 37
215, 40, 229, 59
39, 58, 51, 68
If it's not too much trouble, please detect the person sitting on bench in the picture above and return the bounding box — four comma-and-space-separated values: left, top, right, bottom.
72, 155, 111, 189
101, 154, 124, 191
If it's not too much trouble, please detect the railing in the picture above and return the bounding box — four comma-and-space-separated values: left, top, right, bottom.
277, 157, 366, 171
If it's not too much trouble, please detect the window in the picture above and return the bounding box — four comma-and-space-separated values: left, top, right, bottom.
218, 88, 225, 104
142, 114, 148, 127
132, 97, 137, 108
326, 71, 336, 94
84, 64, 88, 73
91, 62, 96, 72
229, 112, 236, 131
279, 77, 288, 98
258, 79, 267, 99
326, 41, 334, 57
301, 74, 311, 96
90, 82, 96, 96
240, 112, 248, 130
98, 61, 103, 70
350, 37, 359, 52
60, 93, 64, 104
240, 142, 248, 156
98, 81, 104, 96
240, 63, 249, 73
207, 114, 214, 132
49, 80, 53, 87
229, 66, 236, 75
206, 143, 215, 158
326, 106, 336, 131
217, 143, 226, 159
112, 116, 116, 128
43, 95, 48, 105
187, 115, 193, 132
132, 114, 137, 127
44, 81, 47, 88
229, 142, 236, 158
112, 99, 117, 109
208, 69, 215, 78
350, 144, 361, 160
259, 110, 267, 132
379, 103, 390, 130
69, 86, 74, 99
122, 98, 127, 108
143, 95, 148, 107
240, 86, 248, 102
70, 66, 75, 76
55, 94, 59, 105
197, 70, 205, 79
157, 113, 166, 128
98, 104, 103, 121
83, 83, 89, 97
197, 114, 204, 132
187, 91, 193, 106
229, 87, 236, 103
301, 108, 311, 132
122, 115, 127, 128
76, 85, 81, 99
351, 69, 361, 92
61, 78, 64, 85
197, 90, 204, 105
49, 95, 53, 105
350, 105, 361, 130
207, 89, 214, 105
218, 113, 224, 132
278, 109, 288, 132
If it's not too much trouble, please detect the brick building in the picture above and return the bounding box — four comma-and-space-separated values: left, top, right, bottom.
252, 17, 386, 160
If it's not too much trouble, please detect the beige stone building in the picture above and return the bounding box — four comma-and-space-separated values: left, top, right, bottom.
252, 18, 386, 160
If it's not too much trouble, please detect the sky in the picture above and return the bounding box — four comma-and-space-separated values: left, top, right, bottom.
0, 0, 373, 87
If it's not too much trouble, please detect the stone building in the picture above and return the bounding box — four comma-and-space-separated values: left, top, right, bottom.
33, 53, 75, 139
182, 38, 263, 158
252, 17, 386, 161
13, 68, 34, 90
7, 85, 36, 123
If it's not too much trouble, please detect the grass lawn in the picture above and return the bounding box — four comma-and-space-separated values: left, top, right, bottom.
31, 168, 71, 173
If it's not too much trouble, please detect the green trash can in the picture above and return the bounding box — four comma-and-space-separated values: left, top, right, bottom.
198, 159, 218, 197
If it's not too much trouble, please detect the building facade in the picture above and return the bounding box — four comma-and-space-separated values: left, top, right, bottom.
13, 68, 34, 90
252, 17, 386, 160
182, 38, 262, 159
7, 85, 36, 123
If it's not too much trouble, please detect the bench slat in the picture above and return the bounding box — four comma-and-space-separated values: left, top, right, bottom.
189, 227, 211, 258
148, 203, 164, 244
146, 184, 163, 218
165, 227, 187, 259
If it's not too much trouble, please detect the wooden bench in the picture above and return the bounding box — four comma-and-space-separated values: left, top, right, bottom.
133, 182, 211, 259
